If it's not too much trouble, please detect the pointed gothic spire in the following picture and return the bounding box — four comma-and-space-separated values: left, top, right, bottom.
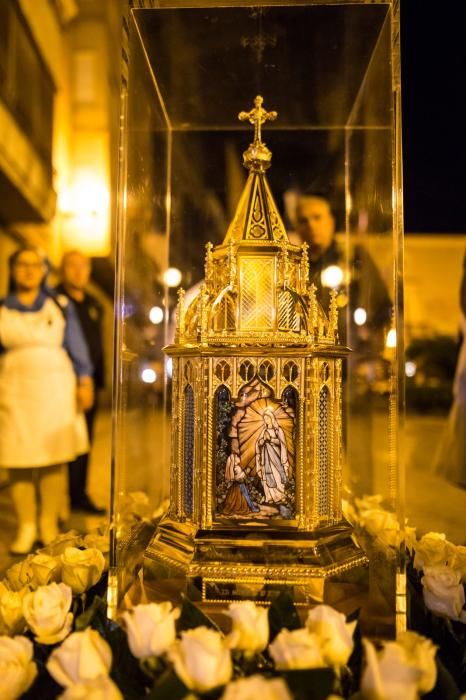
223, 96, 287, 245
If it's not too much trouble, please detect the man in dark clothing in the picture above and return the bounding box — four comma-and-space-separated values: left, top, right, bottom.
294, 194, 393, 495
294, 194, 392, 354
57, 250, 106, 514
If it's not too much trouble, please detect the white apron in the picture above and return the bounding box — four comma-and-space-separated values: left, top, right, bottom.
0, 298, 89, 468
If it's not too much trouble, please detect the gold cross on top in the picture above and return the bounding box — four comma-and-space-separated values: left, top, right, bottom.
239, 95, 277, 145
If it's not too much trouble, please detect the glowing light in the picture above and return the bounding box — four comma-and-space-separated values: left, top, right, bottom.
353, 307, 367, 326
386, 328, 397, 349
166, 357, 173, 379
163, 267, 182, 287
405, 361, 417, 378
58, 168, 110, 256
149, 306, 164, 324
141, 368, 157, 384
321, 265, 344, 289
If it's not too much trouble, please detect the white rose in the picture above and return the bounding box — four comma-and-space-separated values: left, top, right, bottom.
404, 525, 417, 555
221, 674, 292, 700
30, 553, 62, 586
40, 531, 83, 557
361, 639, 421, 700
83, 534, 110, 571
413, 532, 454, 571
341, 499, 358, 525
47, 628, 112, 687
422, 565, 466, 621
23, 582, 73, 644
306, 605, 356, 668
0, 588, 28, 636
359, 508, 398, 538
168, 626, 232, 692
226, 601, 269, 654
0, 636, 37, 700
58, 675, 123, 700
355, 494, 384, 512
449, 545, 466, 580
61, 547, 106, 594
397, 630, 437, 694
121, 602, 180, 658
269, 628, 325, 671
375, 527, 402, 549
6, 557, 36, 592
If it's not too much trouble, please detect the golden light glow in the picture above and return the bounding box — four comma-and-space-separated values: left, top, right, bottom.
163, 267, 182, 287
141, 368, 157, 384
321, 265, 344, 289
149, 306, 164, 324
405, 361, 416, 377
353, 307, 367, 326
58, 168, 110, 256
386, 328, 397, 348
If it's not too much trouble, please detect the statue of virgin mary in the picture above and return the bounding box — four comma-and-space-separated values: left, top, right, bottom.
255, 408, 289, 504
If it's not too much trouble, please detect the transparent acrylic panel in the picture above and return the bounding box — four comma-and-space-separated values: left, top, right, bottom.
404, 235, 466, 543
113, 1, 403, 636
111, 17, 171, 595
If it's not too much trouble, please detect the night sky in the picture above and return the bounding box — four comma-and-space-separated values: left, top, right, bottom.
401, 1, 466, 233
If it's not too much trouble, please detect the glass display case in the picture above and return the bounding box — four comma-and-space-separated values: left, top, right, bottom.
111, 0, 404, 638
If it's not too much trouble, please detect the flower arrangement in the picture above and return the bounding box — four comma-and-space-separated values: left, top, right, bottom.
0, 504, 465, 700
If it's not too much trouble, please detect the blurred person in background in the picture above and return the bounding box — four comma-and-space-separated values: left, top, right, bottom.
0, 247, 94, 554
56, 250, 105, 514
294, 193, 393, 494
434, 251, 466, 488
293, 193, 392, 354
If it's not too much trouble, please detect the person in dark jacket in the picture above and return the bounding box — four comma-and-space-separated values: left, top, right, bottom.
56, 250, 106, 514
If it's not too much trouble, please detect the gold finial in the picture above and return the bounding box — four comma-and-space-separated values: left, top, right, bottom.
205, 242, 214, 288
238, 95, 277, 171
309, 283, 318, 333
228, 239, 237, 289
199, 283, 209, 341
300, 242, 309, 294
176, 288, 186, 342
328, 288, 339, 340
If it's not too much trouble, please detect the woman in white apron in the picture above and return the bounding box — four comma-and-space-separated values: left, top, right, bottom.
0, 247, 94, 554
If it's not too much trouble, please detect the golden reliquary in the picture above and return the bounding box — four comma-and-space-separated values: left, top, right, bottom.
144, 96, 367, 605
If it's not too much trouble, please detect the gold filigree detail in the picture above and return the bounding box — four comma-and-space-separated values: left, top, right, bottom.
328, 289, 338, 340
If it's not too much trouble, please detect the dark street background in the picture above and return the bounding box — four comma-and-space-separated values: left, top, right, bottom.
402, 1, 466, 233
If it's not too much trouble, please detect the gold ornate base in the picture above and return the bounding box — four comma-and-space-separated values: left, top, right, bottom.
143, 515, 368, 607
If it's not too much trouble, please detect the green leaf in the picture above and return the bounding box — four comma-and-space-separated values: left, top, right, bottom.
347, 607, 361, 624
147, 668, 189, 700
177, 596, 220, 632
109, 625, 152, 699
268, 590, 301, 641
423, 656, 461, 700
74, 594, 107, 631
283, 668, 337, 700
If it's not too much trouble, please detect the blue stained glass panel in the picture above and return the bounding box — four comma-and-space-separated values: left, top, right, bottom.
318, 386, 330, 517
184, 385, 195, 517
